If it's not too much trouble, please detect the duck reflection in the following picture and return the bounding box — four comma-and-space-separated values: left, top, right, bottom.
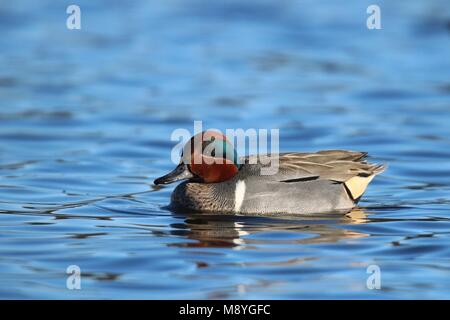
169, 208, 369, 248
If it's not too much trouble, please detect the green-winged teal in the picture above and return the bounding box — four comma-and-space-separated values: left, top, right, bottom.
154, 131, 385, 215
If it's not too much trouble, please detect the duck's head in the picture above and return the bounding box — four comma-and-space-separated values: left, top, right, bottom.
154, 130, 241, 185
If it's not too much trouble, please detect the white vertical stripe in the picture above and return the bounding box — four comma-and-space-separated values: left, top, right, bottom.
234, 180, 246, 212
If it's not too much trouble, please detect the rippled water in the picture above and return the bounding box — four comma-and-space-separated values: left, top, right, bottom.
1, 0, 450, 299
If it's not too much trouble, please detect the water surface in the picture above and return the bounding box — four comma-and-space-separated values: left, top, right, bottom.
1, 0, 450, 299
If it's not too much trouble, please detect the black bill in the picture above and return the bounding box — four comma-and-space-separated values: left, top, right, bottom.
154, 163, 194, 185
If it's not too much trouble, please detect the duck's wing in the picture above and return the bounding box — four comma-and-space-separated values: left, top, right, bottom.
242, 150, 386, 200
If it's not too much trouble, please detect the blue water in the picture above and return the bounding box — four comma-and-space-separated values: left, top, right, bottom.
1, 0, 450, 299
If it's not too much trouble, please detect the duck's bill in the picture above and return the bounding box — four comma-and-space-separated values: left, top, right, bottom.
154, 163, 194, 185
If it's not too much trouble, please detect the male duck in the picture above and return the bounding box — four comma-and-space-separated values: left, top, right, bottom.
154, 131, 385, 215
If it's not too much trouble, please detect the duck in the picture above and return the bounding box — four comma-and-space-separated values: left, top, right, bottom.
154, 130, 386, 215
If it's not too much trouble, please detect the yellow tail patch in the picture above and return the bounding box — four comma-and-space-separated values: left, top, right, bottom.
344, 175, 375, 200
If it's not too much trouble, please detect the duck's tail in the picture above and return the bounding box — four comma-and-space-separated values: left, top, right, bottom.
344, 162, 386, 202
